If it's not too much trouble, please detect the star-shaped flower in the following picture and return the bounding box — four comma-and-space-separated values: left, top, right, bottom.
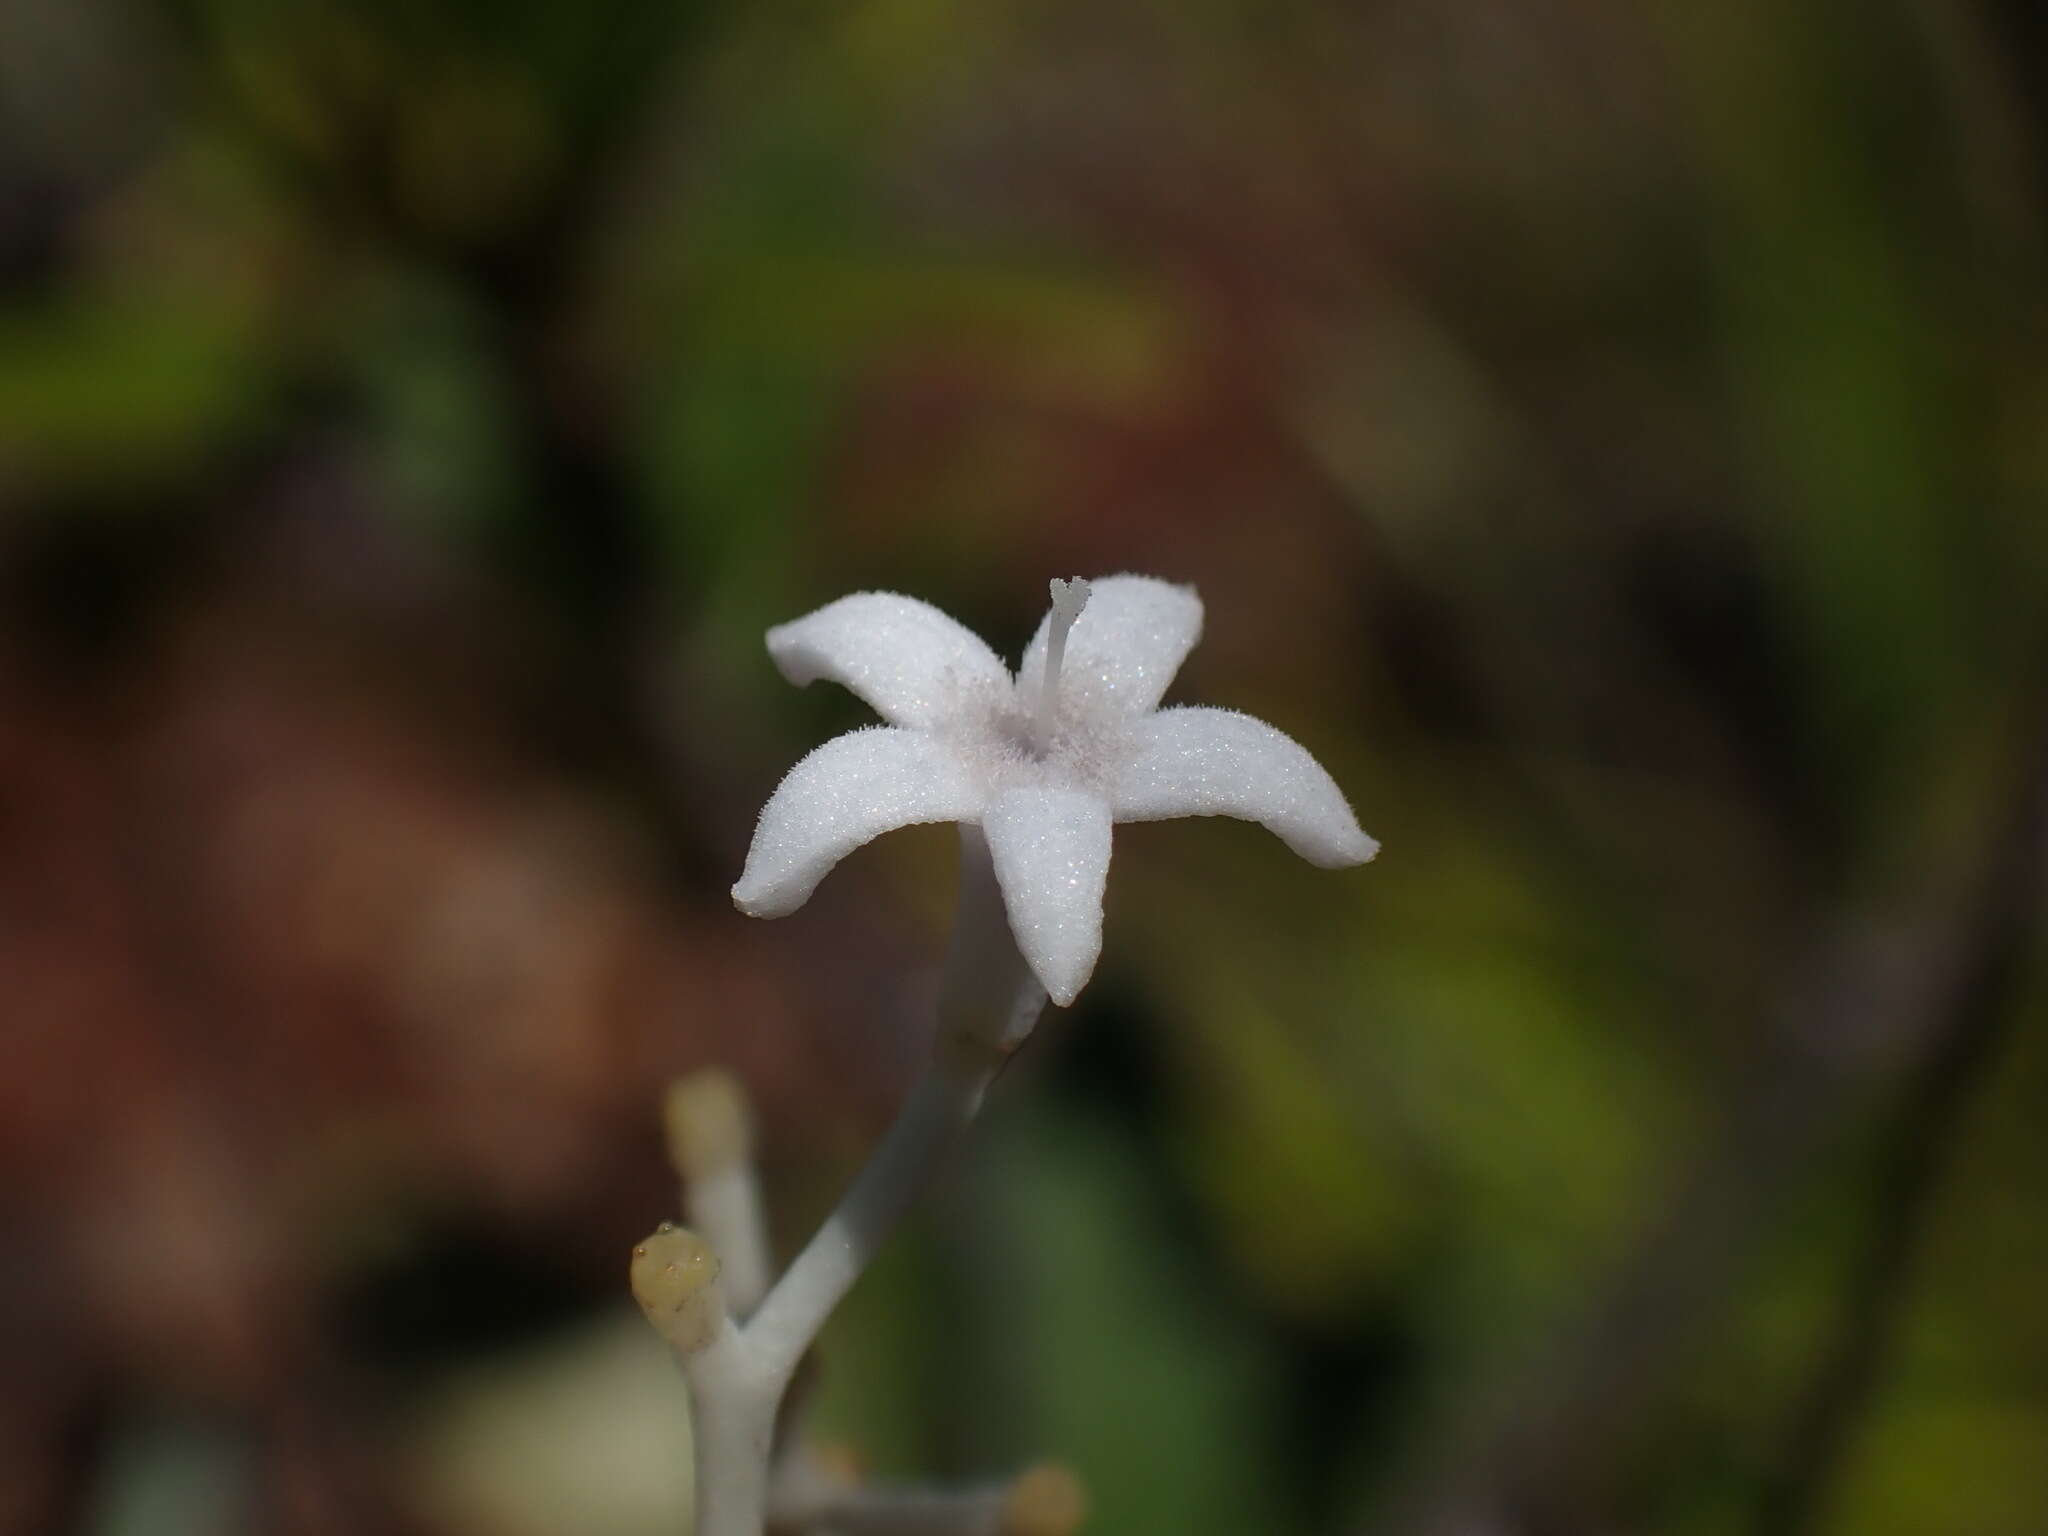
732, 575, 1377, 1006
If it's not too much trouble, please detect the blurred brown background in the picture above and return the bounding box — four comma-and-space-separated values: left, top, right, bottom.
2, 1, 2046, 1533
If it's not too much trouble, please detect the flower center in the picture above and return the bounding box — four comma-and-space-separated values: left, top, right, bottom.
1034, 576, 1092, 752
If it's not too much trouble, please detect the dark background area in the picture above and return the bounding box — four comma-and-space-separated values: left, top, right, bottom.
3, 1, 2046, 1532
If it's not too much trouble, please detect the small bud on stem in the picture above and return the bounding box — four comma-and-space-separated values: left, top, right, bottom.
1002, 1463, 1088, 1536
630, 1223, 726, 1354
665, 1068, 753, 1182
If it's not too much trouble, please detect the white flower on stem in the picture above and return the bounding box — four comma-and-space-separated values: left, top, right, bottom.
732, 575, 1378, 1007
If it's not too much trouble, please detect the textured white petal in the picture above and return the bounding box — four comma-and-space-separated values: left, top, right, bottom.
767, 592, 1013, 729
980, 787, 1113, 1008
1017, 574, 1203, 721
732, 728, 983, 917
1109, 707, 1378, 867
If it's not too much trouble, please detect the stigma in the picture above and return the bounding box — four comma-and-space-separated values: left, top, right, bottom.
1034, 577, 1092, 751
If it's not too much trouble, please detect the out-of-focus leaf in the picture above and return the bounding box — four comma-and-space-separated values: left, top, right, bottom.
1138, 917, 1417, 1324
992, 1100, 1292, 1536
346, 269, 518, 534
0, 295, 264, 484
87, 1417, 251, 1536
1824, 1397, 2048, 1536
1656, 0, 1982, 836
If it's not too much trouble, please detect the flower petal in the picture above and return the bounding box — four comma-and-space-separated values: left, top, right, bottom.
732, 727, 983, 917
768, 592, 1013, 729
980, 787, 1113, 1007
1109, 707, 1378, 867
1016, 575, 1203, 721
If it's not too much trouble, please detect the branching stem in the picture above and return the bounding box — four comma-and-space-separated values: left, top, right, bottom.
672, 827, 1047, 1536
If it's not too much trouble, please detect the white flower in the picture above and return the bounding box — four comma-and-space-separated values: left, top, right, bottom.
732, 575, 1378, 1006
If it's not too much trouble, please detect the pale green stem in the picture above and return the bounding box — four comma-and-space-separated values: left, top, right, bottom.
681, 828, 1046, 1536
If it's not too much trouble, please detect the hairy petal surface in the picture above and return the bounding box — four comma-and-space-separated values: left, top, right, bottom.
732, 728, 983, 917
1110, 707, 1379, 867
980, 787, 1113, 1007
1017, 575, 1203, 722
768, 592, 1013, 729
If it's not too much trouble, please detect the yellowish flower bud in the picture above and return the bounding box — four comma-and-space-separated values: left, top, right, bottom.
1002, 1462, 1088, 1536
663, 1069, 752, 1182
630, 1222, 723, 1353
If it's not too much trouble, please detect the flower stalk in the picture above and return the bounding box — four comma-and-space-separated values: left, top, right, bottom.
639, 827, 1047, 1536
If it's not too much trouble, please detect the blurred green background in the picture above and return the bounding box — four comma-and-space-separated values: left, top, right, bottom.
3, 1, 2046, 1533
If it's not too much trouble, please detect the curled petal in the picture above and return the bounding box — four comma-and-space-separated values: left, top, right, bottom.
1109, 707, 1378, 867
981, 787, 1113, 1007
1017, 575, 1203, 721
732, 728, 982, 917
768, 592, 1014, 729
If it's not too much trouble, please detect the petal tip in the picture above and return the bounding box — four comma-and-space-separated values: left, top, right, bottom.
1037, 951, 1096, 1009
1021, 902, 1103, 1007
762, 622, 816, 687
730, 878, 796, 918
1318, 825, 1380, 868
